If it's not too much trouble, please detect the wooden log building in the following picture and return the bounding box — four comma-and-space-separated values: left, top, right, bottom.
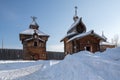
19, 17, 49, 60
61, 6, 107, 54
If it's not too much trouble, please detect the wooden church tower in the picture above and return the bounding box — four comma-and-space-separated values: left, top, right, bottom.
19, 17, 49, 60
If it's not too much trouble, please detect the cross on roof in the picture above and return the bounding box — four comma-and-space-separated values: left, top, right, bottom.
75, 6, 78, 16
31, 16, 37, 21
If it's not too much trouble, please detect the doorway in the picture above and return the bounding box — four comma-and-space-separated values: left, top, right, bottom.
86, 46, 91, 52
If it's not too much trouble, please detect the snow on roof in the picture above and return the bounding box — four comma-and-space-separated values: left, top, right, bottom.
60, 32, 77, 42
100, 41, 115, 46
24, 37, 45, 42
20, 29, 49, 36
67, 30, 105, 42
67, 18, 81, 33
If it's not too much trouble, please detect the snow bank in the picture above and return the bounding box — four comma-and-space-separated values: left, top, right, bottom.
96, 47, 120, 62
0, 47, 120, 80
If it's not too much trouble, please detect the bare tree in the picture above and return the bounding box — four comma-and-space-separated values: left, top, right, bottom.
111, 35, 119, 47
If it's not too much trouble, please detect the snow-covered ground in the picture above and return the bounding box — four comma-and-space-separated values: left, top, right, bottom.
0, 47, 120, 80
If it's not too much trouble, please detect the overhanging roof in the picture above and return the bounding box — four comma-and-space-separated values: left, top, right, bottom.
20, 29, 49, 37
67, 30, 106, 42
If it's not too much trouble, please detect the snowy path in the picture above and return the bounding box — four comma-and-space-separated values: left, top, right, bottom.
0, 64, 43, 80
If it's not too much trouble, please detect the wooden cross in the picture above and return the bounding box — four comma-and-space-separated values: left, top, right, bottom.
31, 16, 37, 21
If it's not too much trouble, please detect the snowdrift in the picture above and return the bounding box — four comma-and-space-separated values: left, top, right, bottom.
0, 47, 120, 80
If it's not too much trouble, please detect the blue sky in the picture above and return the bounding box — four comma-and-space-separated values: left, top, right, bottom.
0, 0, 120, 52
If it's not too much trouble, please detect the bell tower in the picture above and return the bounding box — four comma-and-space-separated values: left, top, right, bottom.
19, 17, 49, 60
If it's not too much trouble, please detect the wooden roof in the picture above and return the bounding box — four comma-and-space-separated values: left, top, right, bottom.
67, 30, 106, 42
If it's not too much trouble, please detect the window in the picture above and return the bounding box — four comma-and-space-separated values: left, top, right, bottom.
34, 42, 37, 47
34, 35, 37, 38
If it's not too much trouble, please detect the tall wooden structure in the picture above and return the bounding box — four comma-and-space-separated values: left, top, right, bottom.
19, 17, 49, 60
61, 7, 106, 54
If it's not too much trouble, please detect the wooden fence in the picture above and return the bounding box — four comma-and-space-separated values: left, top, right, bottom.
47, 51, 65, 60
0, 48, 23, 60
0, 48, 65, 60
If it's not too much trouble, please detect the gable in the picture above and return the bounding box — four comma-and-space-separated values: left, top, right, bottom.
79, 35, 100, 43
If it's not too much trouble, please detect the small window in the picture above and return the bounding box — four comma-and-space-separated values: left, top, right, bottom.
34, 42, 37, 47
34, 35, 37, 38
